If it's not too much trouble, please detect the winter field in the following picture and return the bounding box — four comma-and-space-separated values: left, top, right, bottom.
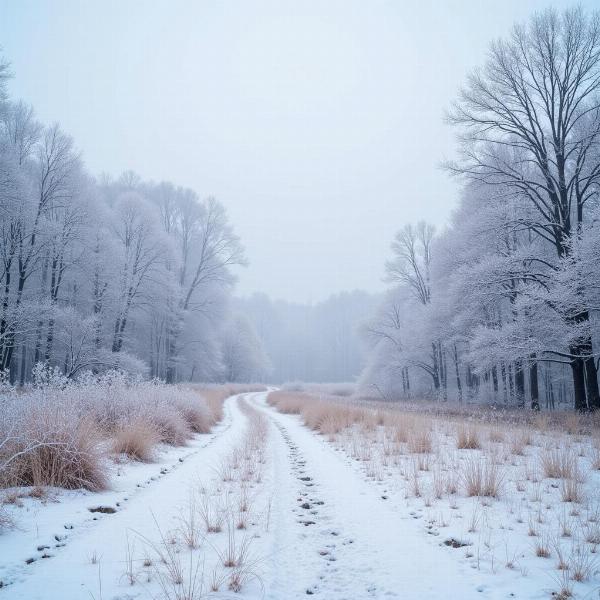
4, 3, 600, 600
1, 385, 599, 599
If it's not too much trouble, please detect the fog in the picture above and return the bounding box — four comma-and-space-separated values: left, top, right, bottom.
1, 0, 586, 303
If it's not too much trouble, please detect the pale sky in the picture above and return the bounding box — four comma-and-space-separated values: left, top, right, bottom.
0, 0, 590, 302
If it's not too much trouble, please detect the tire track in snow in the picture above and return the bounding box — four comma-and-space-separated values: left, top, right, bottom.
251, 392, 493, 600
250, 395, 384, 599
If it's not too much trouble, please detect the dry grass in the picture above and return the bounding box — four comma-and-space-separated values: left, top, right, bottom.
268, 391, 366, 435
112, 419, 161, 462
560, 479, 584, 503
1, 408, 107, 491
1, 379, 260, 494
462, 457, 504, 498
268, 389, 600, 594
541, 448, 578, 480
456, 425, 481, 450
407, 428, 433, 454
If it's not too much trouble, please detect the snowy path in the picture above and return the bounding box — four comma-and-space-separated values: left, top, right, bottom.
2, 391, 542, 599
2, 394, 249, 599
251, 392, 510, 600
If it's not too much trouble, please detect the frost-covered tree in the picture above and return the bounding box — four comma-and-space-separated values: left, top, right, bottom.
0, 52, 261, 384
447, 6, 600, 410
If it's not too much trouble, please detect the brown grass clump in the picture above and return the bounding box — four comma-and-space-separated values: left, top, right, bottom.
541, 448, 578, 480
153, 407, 191, 446
303, 403, 355, 435
488, 427, 504, 443
509, 432, 529, 456
560, 478, 584, 503
456, 425, 481, 450
112, 419, 161, 462
177, 401, 212, 434
534, 536, 551, 558
268, 390, 368, 437
407, 427, 432, 454
2, 408, 107, 491
462, 457, 503, 498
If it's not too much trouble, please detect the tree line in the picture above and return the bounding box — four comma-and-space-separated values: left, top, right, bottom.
359, 7, 600, 412
0, 55, 269, 384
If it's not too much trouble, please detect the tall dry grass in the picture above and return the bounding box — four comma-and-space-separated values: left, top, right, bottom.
0, 375, 263, 492
268, 388, 600, 598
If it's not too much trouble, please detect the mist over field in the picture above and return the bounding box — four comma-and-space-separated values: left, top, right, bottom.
2, 2, 600, 599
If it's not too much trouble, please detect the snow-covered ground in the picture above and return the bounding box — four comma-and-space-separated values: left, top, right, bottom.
1, 391, 598, 599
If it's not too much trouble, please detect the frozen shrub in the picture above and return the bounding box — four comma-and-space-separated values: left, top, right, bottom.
112, 418, 161, 462
0, 372, 239, 492
1, 399, 107, 491
174, 395, 211, 434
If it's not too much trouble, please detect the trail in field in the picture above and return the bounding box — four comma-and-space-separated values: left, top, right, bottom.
251, 392, 505, 600
3, 392, 538, 600
2, 395, 249, 599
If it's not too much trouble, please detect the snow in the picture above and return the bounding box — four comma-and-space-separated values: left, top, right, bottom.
1, 391, 598, 599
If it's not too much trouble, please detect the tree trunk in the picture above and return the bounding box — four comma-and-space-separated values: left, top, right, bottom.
19, 342, 27, 386
514, 359, 525, 408
431, 342, 440, 392
508, 363, 515, 402
500, 362, 508, 404
529, 354, 539, 411
568, 311, 599, 411
584, 355, 600, 411
570, 355, 587, 412
439, 343, 447, 401
491, 365, 499, 400
453, 344, 462, 403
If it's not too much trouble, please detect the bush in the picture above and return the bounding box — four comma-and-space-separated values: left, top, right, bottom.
0, 372, 245, 490
112, 419, 161, 462
1, 403, 107, 491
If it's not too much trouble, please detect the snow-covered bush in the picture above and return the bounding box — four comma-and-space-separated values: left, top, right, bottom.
0, 392, 106, 490
0, 370, 226, 490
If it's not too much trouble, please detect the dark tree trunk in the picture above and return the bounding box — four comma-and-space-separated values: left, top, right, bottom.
500, 362, 508, 404
508, 363, 515, 402
453, 344, 463, 403
529, 354, 539, 411
431, 343, 440, 391
514, 359, 525, 408
19, 342, 27, 386
584, 355, 600, 411
570, 355, 587, 412
568, 311, 599, 411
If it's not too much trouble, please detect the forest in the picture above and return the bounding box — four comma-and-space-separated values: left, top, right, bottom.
0, 58, 270, 385
359, 8, 600, 413
1, 5, 600, 411
3, 5, 600, 600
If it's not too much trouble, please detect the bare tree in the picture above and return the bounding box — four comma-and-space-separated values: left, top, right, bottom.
385, 222, 434, 305
384, 222, 444, 394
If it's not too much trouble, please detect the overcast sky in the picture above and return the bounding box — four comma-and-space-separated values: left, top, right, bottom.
0, 0, 591, 302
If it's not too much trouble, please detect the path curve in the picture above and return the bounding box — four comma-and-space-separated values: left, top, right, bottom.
250, 391, 495, 600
